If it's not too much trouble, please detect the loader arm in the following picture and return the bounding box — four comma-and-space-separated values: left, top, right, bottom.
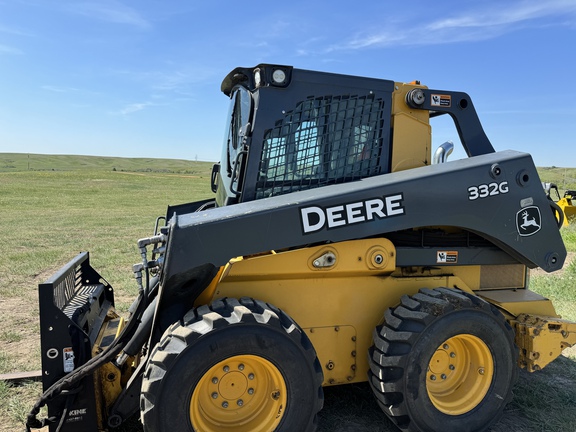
151, 149, 566, 343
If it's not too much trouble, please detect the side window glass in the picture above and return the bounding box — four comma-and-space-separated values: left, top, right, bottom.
263, 121, 320, 179
257, 95, 385, 199
231, 87, 252, 150
223, 87, 252, 177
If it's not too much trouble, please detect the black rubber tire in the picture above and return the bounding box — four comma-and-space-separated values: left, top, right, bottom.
368, 287, 518, 432
140, 297, 324, 432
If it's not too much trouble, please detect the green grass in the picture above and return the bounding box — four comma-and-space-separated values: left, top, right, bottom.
0, 166, 214, 300
1, 154, 576, 432
537, 166, 576, 192
531, 266, 576, 321
504, 360, 576, 432
529, 225, 576, 321
0, 351, 10, 374
0, 332, 22, 344
0, 153, 212, 174
560, 223, 576, 251
0, 155, 215, 432
0, 380, 47, 429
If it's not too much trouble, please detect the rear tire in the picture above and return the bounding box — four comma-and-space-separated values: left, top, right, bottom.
368, 287, 517, 432
140, 297, 323, 432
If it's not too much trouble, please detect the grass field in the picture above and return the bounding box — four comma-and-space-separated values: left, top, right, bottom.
1, 153, 576, 432
538, 166, 576, 192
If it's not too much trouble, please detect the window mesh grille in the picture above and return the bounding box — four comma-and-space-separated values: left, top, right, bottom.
256, 94, 385, 199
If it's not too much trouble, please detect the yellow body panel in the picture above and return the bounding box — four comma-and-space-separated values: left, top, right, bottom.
390, 82, 431, 172
204, 237, 569, 381
211, 239, 491, 385
478, 289, 558, 318
305, 326, 357, 385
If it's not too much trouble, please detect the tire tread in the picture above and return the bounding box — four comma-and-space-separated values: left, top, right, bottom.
141, 297, 323, 432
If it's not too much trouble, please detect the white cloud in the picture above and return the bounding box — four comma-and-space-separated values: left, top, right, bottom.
41, 85, 81, 93
0, 44, 23, 55
324, 0, 576, 52
110, 66, 217, 95
328, 32, 404, 51
0, 24, 34, 37
112, 102, 155, 116
428, 0, 576, 31
66, 1, 150, 29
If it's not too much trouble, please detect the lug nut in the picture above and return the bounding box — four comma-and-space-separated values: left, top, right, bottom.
238, 364, 245, 371
212, 377, 218, 384
478, 368, 485, 375
223, 365, 230, 372
450, 352, 456, 358
441, 374, 447, 380
430, 375, 437, 381
211, 392, 218, 399
248, 373, 255, 380
248, 388, 254, 395
222, 401, 229, 408
237, 399, 244, 406
443, 344, 449, 350
449, 364, 455, 370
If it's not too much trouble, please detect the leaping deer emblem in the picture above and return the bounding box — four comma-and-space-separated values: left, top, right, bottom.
520, 210, 540, 231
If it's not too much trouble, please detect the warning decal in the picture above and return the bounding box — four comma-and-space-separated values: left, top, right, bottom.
431, 94, 451, 107
63, 347, 75, 373
437, 251, 458, 264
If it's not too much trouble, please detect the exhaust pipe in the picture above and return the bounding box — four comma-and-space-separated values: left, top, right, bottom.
433, 141, 454, 164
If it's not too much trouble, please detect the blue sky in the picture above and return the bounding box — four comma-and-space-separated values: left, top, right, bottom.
0, 0, 575, 166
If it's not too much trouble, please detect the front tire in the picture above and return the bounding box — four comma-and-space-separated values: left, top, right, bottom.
368, 288, 517, 432
140, 297, 323, 432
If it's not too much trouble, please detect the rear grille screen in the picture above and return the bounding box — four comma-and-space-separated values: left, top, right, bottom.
256, 94, 386, 199
480, 264, 526, 289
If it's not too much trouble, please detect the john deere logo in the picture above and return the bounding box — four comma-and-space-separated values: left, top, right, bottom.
516, 206, 541, 236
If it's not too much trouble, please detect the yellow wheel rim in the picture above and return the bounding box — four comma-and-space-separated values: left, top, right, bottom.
426, 334, 494, 415
190, 355, 287, 432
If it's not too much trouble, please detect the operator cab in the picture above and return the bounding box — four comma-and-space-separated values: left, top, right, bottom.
212, 64, 395, 206
211, 64, 494, 207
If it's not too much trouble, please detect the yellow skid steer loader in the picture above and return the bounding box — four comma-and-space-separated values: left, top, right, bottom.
28, 65, 576, 432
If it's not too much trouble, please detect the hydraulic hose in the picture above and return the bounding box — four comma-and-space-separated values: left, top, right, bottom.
550, 200, 565, 228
